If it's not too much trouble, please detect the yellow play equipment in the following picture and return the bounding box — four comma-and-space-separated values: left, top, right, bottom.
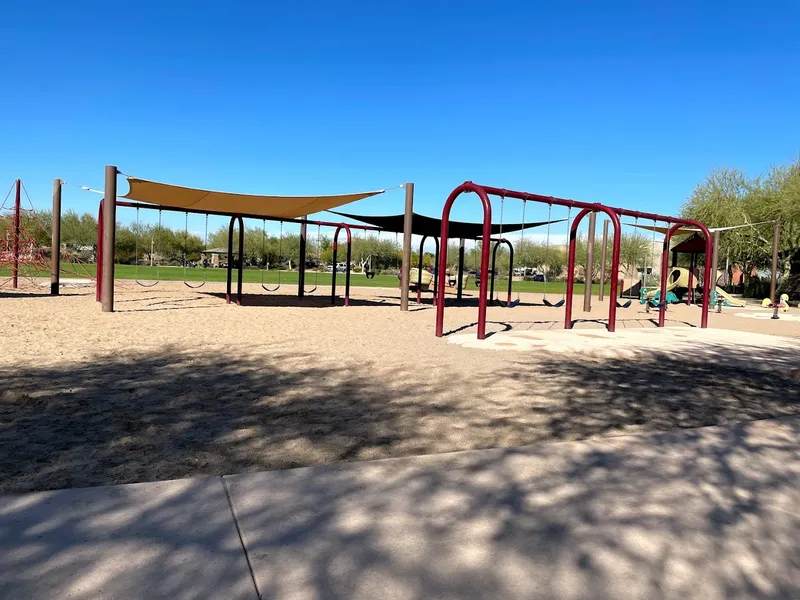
640, 267, 688, 300
408, 268, 470, 292
639, 267, 747, 308
762, 293, 790, 312
409, 267, 434, 291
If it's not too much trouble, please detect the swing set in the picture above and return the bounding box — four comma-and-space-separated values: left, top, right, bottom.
111, 200, 382, 305
434, 181, 714, 340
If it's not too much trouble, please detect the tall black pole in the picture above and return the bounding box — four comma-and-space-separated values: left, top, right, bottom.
457, 238, 465, 300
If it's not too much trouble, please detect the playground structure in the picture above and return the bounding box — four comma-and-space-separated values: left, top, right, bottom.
434, 182, 715, 340
1, 179, 91, 292
79, 166, 414, 312
331, 207, 561, 306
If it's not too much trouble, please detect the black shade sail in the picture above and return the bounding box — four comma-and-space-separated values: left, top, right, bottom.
328, 211, 565, 240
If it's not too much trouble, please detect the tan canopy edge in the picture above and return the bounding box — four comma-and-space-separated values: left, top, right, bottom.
625, 220, 775, 236
122, 177, 386, 219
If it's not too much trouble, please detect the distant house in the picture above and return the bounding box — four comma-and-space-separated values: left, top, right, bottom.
202, 248, 228, 267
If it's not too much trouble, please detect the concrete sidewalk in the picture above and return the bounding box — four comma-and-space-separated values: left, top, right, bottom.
2, 417, 798, 600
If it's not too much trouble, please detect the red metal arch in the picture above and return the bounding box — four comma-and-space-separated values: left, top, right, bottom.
565, 208, 622, 331
331, 224, 353, 306
659, 220, 712, 327
435, 182, 493, 339
434, 182, 711, 339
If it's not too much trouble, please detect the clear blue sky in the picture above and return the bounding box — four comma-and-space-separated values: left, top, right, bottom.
2, 0, 798, 237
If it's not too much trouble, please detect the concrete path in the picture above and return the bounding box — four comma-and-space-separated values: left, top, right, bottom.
2, 417, 798, 600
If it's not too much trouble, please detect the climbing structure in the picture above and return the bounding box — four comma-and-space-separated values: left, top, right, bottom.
0, 180, 50, 288
1, 179, 93, 290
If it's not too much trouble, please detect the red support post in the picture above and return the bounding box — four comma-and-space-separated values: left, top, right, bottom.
687, 253, 695, 306
435, 183, 492, 339
96, 199, 104, 302
11, 179, 20, 288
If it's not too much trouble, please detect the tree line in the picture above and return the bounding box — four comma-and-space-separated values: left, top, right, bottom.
2, 207, 656, 280
681, 156, 799, 297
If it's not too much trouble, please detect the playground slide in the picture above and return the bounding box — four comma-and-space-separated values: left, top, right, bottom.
713, 287, 746, 308
643, 269, 682, 299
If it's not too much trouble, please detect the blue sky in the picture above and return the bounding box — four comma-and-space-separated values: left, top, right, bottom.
1, 0, 798, 240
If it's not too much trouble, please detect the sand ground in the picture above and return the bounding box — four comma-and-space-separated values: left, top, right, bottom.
1, 280, 799, 493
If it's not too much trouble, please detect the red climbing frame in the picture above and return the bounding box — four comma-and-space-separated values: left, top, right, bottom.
435, 182, 712, 340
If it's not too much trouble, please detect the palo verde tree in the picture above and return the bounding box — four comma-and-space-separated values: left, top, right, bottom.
682, 160, 800, 298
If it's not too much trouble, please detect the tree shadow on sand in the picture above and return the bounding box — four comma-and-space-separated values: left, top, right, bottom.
1, 340, 798, 496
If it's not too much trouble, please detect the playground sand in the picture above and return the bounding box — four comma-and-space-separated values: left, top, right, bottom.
1, 281, 799, 493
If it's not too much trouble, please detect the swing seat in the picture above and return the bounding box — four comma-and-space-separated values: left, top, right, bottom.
184, 280, 206, 289
365, 270, 376, 280
136, 279, 159, 288
543, 298, 565, 308
616, 299, 632, 308
507, 298, 520, 308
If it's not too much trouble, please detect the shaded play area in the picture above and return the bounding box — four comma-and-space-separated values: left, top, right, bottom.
2, 282, 798, 495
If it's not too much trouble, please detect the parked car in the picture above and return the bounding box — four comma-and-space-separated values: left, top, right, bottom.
326, 265, 334, 273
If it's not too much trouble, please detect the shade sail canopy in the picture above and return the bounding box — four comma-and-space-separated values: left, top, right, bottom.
122, 177, 385, 219
624, 220, 773, 236
328, 210, 565, 240
672, 233, 709, 254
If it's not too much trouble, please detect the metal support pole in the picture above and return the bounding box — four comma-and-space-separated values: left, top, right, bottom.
11, 179, 21, 288
583, 211, 596, 312
400, 182, 414, 311
710, 230, 720, 292
298, 220, 307, 298
457, 238, 465, 300
101, 166, 117, 312
51, 179, 62, 295
95, 200, 103, 302
598, 219, 608, 301
687, 253, 695, 306
770, 221, 780, 304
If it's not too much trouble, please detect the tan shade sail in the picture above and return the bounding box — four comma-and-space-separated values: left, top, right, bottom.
122, 177, 386, 219
625, 223, 696, 236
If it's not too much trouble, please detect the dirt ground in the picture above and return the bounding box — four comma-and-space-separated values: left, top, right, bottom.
1, 280, 799, 493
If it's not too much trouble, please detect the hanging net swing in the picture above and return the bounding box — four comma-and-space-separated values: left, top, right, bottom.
183, 212, 208, 289
135, 207, 160, 288
261, 220, 282, 292
542, 204, 569, 308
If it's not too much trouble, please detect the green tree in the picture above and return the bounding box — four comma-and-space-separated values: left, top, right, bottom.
61, 210, 98, 249
681, 161, 800, 297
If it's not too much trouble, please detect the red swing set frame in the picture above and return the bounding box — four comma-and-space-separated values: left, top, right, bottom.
434, 182, 713, 340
